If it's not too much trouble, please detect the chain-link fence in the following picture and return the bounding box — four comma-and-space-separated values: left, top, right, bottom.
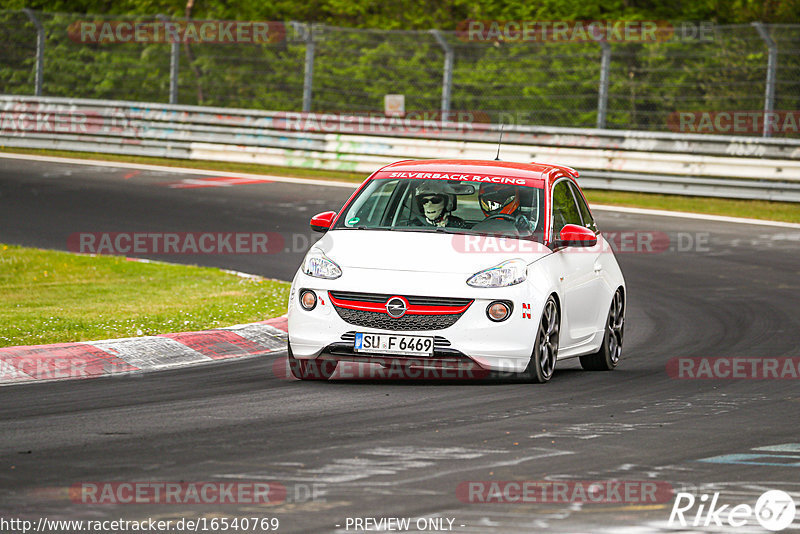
2, 10, 799, 136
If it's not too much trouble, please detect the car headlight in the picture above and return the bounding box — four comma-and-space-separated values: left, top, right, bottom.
302, 247, 342, 279
466, 259, 527, 288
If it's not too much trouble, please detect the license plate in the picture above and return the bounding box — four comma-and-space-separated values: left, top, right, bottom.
354, 333, 434, 357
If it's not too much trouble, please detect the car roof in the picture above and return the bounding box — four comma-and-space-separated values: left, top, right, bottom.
377, 159, 579, 188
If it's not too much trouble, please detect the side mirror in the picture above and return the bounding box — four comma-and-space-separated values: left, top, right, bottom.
556, 224, 597, 248
310, 211, 337, 233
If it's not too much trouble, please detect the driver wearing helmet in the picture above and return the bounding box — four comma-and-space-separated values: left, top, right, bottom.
413, 181, 466, 228
478, 183, 532, 234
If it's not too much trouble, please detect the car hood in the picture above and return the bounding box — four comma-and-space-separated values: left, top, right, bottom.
313, 230, 552, 274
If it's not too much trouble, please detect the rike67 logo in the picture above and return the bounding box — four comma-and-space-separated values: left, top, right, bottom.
669, 490, 796, 531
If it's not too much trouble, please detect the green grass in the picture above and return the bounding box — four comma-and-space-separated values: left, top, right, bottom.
2, 147, 798, 223
0, 244, 290, 348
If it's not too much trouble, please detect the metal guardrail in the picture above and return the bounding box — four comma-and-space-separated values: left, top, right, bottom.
2, 95, 800, 202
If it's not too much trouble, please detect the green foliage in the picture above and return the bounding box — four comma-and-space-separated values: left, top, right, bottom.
1, 3, 799, 133
4, 0, 799, 25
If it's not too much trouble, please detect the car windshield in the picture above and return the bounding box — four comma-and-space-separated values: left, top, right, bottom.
333, 178, 545, 241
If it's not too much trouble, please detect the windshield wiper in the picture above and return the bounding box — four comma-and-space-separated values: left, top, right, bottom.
341, 226, 394, 231
392, 226, 448, 233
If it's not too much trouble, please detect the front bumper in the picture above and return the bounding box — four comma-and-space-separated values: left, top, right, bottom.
288, 269, 549, 374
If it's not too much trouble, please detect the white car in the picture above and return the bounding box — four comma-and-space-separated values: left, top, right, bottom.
287, 159, 626, 383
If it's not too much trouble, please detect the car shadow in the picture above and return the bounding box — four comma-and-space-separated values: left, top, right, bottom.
326, 367, 588, 386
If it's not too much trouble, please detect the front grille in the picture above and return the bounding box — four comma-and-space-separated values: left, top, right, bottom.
329, 291, 387, 303
329, 291, 472, 331
329, 291, 472, 308
333, 307, 464, 331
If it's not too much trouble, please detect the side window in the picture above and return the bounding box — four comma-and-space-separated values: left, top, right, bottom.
569, 182, 597, 233
551, 180, 582, 236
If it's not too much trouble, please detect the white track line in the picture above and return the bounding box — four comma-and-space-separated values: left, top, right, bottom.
2, 152, 797, 227
0, 152, 357, 189
591, 204, 800, 229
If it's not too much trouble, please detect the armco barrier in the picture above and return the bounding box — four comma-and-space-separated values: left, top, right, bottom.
2, 95, 800, 202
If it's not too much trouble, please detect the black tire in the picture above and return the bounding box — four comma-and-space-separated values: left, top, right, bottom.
287, 342, 337, 380
580, 289, 624, 371
521, 297, 559, 383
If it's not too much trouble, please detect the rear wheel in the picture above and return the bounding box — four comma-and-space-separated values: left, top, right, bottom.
580, 289, 624, 371
287, 342, 337, 380
521, 297, 559, 383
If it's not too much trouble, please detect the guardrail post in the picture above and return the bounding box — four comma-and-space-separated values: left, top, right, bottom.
752, 22, 778, 138
596, 40, 611, 129
430, 30, 453, 123
157, 14, 180, 105
22, 9, 44, 96
302, 23, 315, 113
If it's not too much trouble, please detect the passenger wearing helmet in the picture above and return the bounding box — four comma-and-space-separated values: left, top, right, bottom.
413, 181, 466, 228
478, 183, 533, 234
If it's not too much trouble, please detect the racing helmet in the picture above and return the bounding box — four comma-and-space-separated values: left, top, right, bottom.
415, 181, 453, 222
479, 183, 520, 216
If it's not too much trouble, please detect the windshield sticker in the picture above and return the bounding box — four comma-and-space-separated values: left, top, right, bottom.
347, 217, 360, 225
379, 171, 540, 187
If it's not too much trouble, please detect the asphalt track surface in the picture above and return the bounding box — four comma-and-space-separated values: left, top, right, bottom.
1, 157, 799, 533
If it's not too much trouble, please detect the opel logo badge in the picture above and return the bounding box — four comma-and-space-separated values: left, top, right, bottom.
385, 297, 407, 318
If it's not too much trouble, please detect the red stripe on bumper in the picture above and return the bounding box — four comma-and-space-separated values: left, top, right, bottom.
328, 294, 472, 315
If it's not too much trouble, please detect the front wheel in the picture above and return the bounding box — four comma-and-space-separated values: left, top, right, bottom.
521, 297, 559, 383
580, 289, 624, 371
287, 342, 337, 380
